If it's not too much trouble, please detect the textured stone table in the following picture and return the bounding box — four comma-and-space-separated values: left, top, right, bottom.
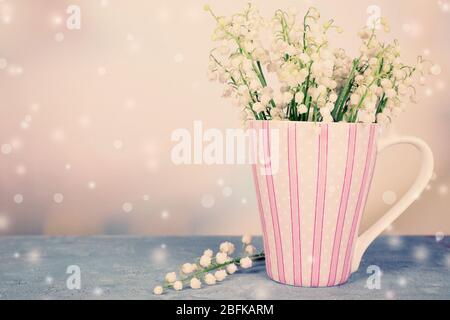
0, 236, 448, 300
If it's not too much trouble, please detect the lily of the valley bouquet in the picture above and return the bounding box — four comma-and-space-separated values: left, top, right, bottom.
206, 4, 440, 125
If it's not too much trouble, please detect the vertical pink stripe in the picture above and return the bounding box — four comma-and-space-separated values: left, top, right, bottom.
263, 121, 286, 283
340, 125, 376, 283
250, 121, 273, 278
343, 128, 378, 281
288, 123, 302, 286
311, 124, 328, 287
327, 125, 357, 286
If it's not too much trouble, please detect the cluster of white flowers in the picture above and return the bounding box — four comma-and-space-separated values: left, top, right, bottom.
153, 234, 263, 295
205, 4, 441, 125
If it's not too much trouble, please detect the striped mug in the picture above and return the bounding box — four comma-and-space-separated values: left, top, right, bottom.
249, 120, 433, 287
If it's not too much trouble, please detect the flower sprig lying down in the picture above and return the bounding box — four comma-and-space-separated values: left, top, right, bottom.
205, 4, 441, 125
153, 234, 263, 295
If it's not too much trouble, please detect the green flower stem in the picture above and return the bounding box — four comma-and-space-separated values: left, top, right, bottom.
210, 54, 261, 120
253, 61, 276, 111
256, 61, 267, 86
303, 95, 312, 121
350, 66, 387, 122
302, 8, 311, 51
376, 93, 387, 116
276, 10, 291, 45
303, 62, 314, 121
333, 59, 358, 121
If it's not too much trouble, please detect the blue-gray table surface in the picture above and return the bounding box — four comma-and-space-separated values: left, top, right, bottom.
0, 236, 448, 300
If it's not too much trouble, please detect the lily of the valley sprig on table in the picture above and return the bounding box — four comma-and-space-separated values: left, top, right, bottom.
153, 234, 263, 295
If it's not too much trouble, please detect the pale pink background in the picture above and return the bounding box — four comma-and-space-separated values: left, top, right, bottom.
0, 0, 448, 235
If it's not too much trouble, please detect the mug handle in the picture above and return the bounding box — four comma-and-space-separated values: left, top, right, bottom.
351, 135, 434, 272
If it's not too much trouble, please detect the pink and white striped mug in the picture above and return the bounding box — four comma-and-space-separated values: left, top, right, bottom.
249, 120, 433, 287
